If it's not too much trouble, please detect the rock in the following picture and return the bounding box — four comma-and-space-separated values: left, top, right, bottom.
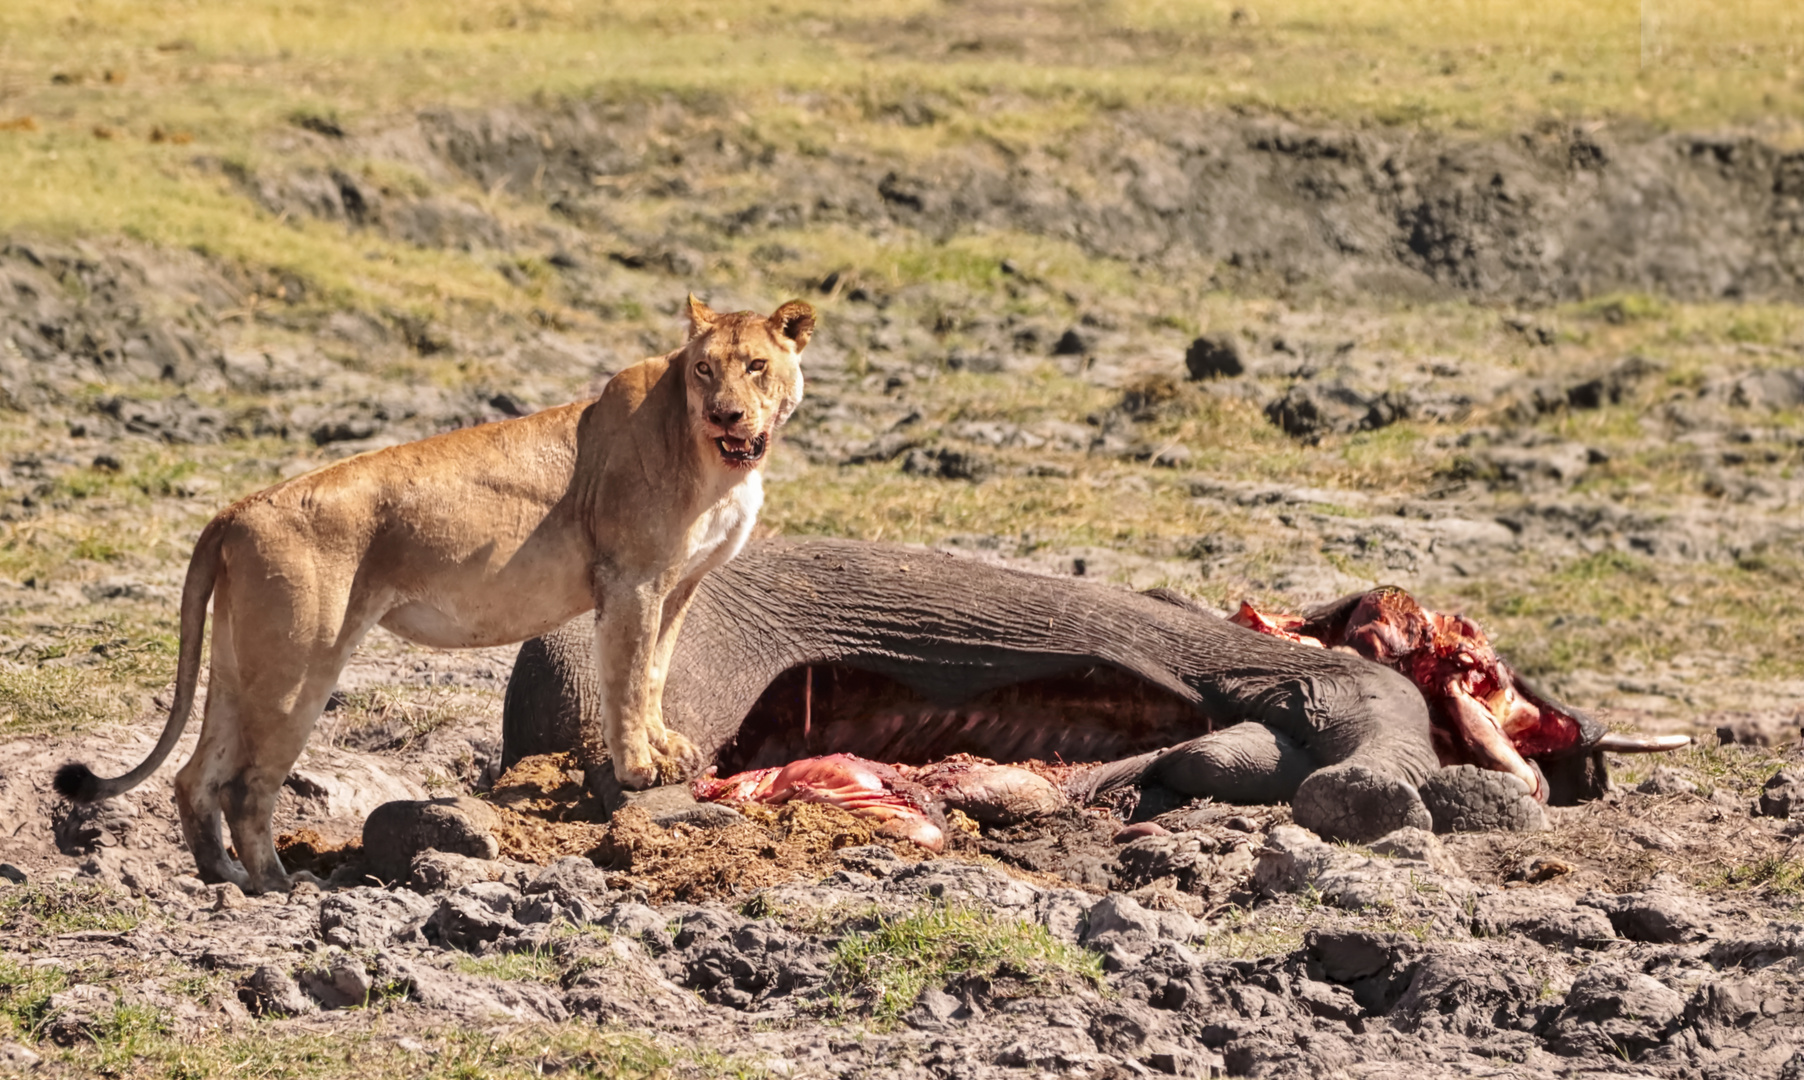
1418, 765, 1548, 833
1714, 712, 1801, 748
1368, 826, 1462, 876
41, 984, 113, 1045
1389, 951, 1550, 1037
361, 797, 500, 883
904, 985, 963, 1029
1546, 964, 1685, 1058
1473, 891, 1616, 949
599, 902, 672, 948
1636, 766, 1701, 796
1305, 930, 1419, 1014
835, 845, 904, 879
297, 957, 375, 1009
428, 888, 522, 950
318, 887, 436, 949
381, 954, 568, 1022
1759, 765, 1804, 818
409, 850, 503, 893
1080, 893, 1201, 969
1051, 328, 1093, 356
886, 859, 1042, 909
0, 1041, 41, 1069
523, 856, 611, 906
1579, 878, 1710, 944
1728, 367, 1804, 411
1253, 825, 1338, 894
1185, 333, 1244, 380
1114, 832, 1240, 896
1264, 381, 1410, 443
901, 445, 993, 482
675, 919, 830, 1008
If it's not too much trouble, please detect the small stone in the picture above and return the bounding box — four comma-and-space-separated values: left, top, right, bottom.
1368, 826, 1462, 876
524, 856, 611, 901
1636, 767, 1700, 796
298, 958, 375, 1009
362, 797, 500, 883
240, 965, 316, 1017
428, 891, 521, 950
409, 850, 501, 893
1506, 855, 1574, 884
1185, 332, 1244, 380
1759, 765, 1804, 819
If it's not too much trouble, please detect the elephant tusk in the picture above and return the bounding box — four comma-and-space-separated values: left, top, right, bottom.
1595, 733, 1693, 753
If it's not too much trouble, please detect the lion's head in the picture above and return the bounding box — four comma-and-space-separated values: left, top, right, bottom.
679, 295, 813, 468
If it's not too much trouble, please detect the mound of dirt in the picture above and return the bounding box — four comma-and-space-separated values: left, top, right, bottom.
591, 803, 937, 904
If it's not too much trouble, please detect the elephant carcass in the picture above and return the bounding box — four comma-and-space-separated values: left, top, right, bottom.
501, 538, 1629, 842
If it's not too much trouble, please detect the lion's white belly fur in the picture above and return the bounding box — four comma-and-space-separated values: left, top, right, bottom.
684, 471, 762, 582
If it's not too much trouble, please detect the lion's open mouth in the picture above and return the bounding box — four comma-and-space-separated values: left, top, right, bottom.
715, 433, 768, 465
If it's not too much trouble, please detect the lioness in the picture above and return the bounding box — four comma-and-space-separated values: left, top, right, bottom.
55, 296, 813, 893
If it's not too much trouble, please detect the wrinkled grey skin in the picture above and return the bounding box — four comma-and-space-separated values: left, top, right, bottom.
504, 539, 1548, 842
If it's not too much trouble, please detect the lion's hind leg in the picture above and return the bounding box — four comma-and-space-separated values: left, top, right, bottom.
188, 563, 367, 894
173, 684, 250, 889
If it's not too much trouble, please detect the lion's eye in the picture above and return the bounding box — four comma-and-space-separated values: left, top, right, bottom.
696, 361, 712, 378
747, 358, 767, 373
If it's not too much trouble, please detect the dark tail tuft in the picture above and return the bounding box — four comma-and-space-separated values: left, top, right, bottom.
53, 762, 101, 803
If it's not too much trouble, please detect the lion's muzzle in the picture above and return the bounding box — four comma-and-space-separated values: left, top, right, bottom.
715, 432, 768, 466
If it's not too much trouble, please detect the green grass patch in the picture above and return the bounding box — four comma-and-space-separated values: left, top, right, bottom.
451, 947, 563, 985
0, 881, 144, 937
825, 903, 1104, 1027
1704, 855, 1804, 896
0, 956, 68, 1042
27, 1019, 760, 1080
1609, 739, 1791, 800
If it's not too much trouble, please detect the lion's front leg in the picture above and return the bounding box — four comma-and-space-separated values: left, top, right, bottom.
643, 579, 704, 767
594, 578, 691, 789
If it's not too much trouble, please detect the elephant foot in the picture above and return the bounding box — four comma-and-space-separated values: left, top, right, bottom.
1418, 764, 1549, 834
1293, 762, 1432, 843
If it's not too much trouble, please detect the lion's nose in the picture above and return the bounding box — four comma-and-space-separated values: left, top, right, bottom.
708, 407, 744, 429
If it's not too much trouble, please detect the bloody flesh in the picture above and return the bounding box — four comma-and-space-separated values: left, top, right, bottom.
1230, 587, 1585, 799
693, 587, 1605, 839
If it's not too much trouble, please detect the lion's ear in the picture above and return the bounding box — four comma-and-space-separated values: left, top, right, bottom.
686, 294, 718, 340
769, 300, 815, 352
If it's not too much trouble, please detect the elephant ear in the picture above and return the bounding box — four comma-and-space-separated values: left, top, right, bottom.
686, 294, 719, 340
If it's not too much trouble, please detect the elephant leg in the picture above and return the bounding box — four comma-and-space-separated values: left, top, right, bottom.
1418, 763, 1549, 834
1293, 760, 1433, 843
1151, 722, 1314, 805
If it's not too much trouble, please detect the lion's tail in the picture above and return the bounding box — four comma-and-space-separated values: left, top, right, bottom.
53, 515, 227, 804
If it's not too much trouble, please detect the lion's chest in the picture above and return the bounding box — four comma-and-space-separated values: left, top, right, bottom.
682, 471, 763, 580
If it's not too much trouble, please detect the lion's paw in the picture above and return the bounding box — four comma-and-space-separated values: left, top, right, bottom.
612, 748, 661, 791
650, 729, 701, 783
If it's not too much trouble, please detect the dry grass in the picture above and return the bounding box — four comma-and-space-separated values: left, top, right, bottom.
0, 0, 1799, 314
